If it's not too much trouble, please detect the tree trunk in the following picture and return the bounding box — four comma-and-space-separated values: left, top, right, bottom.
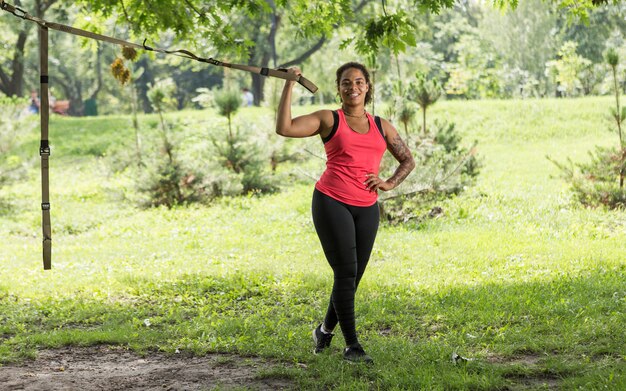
245, 0, 281, 106
67, 86, 84, 116
248, 1, 330, 106
251, 73, 265, 106
54, 64, 84, 116
0, 30, 29, 97
88, 43, 103, 101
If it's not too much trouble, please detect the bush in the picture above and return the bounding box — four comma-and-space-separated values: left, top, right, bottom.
572, 180, 626, 209
118, 117, 278, 208
379, 119, 480, 224
130, 123, 206, 208
208, 87, 277, 195
549, 146, 626, 209
135, 156, 244, 208
211, 120, 278, 195
137, 159, 190, 208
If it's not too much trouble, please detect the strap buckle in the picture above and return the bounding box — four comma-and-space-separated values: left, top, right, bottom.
41, 202, 50, 210
40, 140, 50, 156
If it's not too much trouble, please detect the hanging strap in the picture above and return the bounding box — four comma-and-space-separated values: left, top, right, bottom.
0, 1, 318, 93
39, 25, 51, 270
141, 41, 318, 93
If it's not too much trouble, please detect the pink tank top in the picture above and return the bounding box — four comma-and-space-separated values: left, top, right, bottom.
315, 110, 388, 206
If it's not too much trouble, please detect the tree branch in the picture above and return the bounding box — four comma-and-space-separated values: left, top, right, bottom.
119, 0, 130, 24
355, 0, 371, 14
277, 0, 370, 69
50, 74, 71, 96
183, 0, 206, 20
302, 147, 326, 161
40, 0, 59, 15
294, 168, 319, 182
278, 36, 327, 69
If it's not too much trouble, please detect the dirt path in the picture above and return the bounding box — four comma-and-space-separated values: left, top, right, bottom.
0, 346, 295, 390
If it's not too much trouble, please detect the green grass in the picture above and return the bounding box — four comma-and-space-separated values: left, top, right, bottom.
1, 96, 625, 389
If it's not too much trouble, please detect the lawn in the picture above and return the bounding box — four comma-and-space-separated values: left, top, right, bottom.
0, 96, 624, 390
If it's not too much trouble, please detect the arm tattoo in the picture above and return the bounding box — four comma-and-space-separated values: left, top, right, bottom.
386, 134, 415, 188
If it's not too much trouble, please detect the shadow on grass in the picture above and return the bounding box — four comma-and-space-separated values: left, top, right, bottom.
1, 264, 624, 389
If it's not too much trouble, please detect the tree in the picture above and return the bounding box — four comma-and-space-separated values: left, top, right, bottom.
606, 48, 626, 188
545, 41, 592, 97
69, 0, 515, 103
409, 73, 442, 135
1, 0, 614, 106
232, 0, 373, 105
214, 87, 242, 143
480, 0, 560, 88
0, 96, 34, 192
0, 0, 59, 97
47, 31, 106, 116
559, 3, 626, 64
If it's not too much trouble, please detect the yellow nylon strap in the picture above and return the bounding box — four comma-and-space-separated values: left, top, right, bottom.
40, 25, 51, 270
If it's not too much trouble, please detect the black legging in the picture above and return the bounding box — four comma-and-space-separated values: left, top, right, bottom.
311, 188, 380, 346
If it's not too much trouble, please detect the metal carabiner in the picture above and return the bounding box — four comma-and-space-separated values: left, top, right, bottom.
0, 1, 29, 20
13, 5, 29, 19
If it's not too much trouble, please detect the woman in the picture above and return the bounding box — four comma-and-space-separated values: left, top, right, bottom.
276, 62, 415, 363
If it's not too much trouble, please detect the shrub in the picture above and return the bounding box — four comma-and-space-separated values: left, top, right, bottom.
137, 159, 188, 208
130, 80, 189, 207
211, 121, 278, 195
135, 154, 243, 208
209, 87, 277, 194
201, 87, 242, 140
549, 146, 626, 209
130, 122, 201, 208
573, 180, 626, 209
379, 119, 480, 224
122, 119, 278, 208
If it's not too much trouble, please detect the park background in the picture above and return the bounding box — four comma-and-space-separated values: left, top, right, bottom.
1, 0, 625, 390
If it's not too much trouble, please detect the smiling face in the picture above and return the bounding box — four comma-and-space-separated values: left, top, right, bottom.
339, 68, 369, 107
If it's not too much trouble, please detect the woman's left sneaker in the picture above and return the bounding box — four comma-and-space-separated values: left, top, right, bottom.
313, 324, 334, 354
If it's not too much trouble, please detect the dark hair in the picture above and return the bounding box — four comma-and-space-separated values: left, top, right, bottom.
335, 62, 373, 105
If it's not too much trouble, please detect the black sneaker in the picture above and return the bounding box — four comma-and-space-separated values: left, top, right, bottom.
312, 324, 334, 354
343, 344, 373, 364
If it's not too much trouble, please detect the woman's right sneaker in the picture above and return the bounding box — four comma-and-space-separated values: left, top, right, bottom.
313, 324, 334, 354
343, 343, 373, 364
